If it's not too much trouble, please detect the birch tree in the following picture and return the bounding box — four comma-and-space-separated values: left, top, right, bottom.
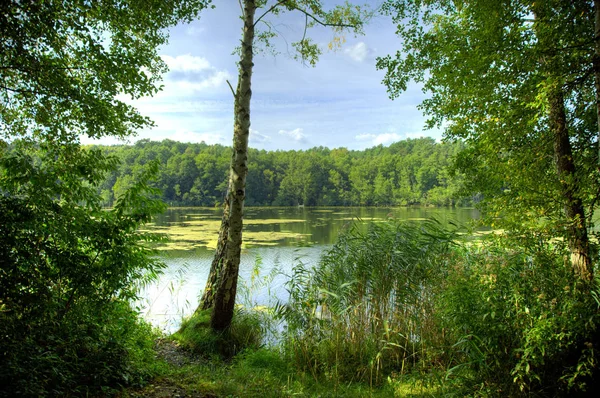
197, 0, 368, 331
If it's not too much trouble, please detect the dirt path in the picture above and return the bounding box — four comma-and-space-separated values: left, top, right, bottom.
121, 339, 216, 398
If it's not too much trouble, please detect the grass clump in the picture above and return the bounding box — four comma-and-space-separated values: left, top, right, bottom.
133, 345, 430, 397
279, 219, 457, 386
277, 220, 600, 396
174, 308, 264, 359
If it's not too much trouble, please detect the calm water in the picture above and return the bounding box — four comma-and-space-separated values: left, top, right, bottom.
139, 206, 479, 332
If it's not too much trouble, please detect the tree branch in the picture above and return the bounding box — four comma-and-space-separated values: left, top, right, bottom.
254, 1, 287, 28
292, 7, 357, 29
0, 84, 42, 96
254, 1, 358, 30
300, 13, 308, 65
226, 79, 236, 97
238, 0, 245, 18
301, 13, 308, 43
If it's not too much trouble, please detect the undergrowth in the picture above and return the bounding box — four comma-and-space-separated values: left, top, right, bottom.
174, 308, 264, 358
121, 219, 600, 398
275, 220, 600, 397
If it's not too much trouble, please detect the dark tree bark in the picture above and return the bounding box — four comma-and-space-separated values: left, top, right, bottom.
548, 87, 593, 282
532, 4, 593, 282
595, 0, 600, 162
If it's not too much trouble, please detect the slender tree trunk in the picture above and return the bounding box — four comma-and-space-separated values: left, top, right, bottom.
532, 4, 593, 282
548, 87, 593, 282
210, 0, 255, 331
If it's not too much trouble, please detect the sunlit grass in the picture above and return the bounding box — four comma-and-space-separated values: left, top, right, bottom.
125, 346, 438, 398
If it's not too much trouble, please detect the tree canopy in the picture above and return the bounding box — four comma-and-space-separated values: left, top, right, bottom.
95, 138, 467, 207
0, 0, 211, 143
0, 1, 211, 394
377, 0, 599, 280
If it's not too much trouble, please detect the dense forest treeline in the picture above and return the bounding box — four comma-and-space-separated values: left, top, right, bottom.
96, 137, 469, 207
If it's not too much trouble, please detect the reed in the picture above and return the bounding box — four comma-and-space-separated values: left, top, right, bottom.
279, 219, 457, 384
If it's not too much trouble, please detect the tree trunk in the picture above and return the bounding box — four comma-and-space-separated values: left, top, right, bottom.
210, 0, 255, 331
531, 4, 593, 282
548, 87, 593, 282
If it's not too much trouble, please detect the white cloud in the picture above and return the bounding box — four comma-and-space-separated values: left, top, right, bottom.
168, 129, 225, 145
159, 54, 232, 93
185, 25, 205, 36
249, 128, 271, 145
355, 133, 376, 141
162, 54, 211, 72
278, 128, 307, 142
373, 133, 402, 145
344, 42, 370, 62
354, 132, 402, 146
173, 70, 231, 91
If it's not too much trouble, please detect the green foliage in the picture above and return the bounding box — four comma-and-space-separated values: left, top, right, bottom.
175, 308, 264, 359
234, 348, 291, 379
0, 0, 211, 144
96, 138, 468, 207
0, 1, 212, 396
252, 0, 369, 67
279, 219, 457, 384
137, 344, 418, 398
1, 300, 160, 397
275, 219, 600, 396
0, 142, 168, 396
377, 0, 599, 240
439, 234, 600, 396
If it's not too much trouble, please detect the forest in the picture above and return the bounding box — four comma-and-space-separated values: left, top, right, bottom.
96, 137, 468, 208
2, 0, 600, 397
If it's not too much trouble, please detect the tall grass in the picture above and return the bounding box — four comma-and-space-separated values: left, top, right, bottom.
279, 221, 600, 396
279, 219, 457, 385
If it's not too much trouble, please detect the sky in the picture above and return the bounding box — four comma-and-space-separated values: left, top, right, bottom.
84, 0, 442, 151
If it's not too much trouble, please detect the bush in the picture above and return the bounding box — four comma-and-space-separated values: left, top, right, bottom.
439, 233, 600, 396
0, 300, 159, 397
0, 143, 166, 397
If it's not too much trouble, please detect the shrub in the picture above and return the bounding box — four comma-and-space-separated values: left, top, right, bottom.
440, 233, 600, 396
0, 144, 165, 397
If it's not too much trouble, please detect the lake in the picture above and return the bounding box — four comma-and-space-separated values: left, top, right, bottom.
139, 206, 480, 332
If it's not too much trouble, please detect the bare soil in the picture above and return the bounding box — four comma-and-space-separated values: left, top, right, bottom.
120, 339, 216, 398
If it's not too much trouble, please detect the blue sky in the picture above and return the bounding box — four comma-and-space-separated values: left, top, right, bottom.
85, 1, 441, 151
